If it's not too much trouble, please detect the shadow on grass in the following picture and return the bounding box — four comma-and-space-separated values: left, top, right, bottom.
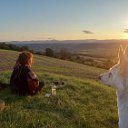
0, 82, 8, 91
0, 88, 26, 105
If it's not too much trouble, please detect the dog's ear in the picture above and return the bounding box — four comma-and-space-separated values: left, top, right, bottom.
124, 45, 128, 57
119, 45, 128, 77
118, 45, 124, 64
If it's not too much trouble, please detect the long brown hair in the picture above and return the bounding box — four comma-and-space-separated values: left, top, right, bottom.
15, 52, 33, 68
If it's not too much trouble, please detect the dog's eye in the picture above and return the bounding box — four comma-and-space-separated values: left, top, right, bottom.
109, 72, 112, 78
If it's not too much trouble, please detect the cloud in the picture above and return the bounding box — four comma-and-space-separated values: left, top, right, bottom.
124, 29, 128, 33
82, 30, 94, 34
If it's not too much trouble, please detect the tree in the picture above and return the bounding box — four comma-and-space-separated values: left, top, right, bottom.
20, 46, 29, 51
59, 48, 70, 59
45, 48, 54, 57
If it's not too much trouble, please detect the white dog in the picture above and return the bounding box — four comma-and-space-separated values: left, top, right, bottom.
100, 45, 128, 128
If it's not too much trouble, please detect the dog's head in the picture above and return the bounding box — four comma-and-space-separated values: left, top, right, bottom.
100, 45, 128, 91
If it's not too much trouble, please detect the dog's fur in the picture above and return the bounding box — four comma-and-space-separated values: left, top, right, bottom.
100, 45, 128, 128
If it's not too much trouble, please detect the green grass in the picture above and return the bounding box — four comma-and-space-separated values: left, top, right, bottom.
0, 49, 118, 128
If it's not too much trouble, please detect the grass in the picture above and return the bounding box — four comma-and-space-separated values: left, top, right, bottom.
0, 49, 105, 79
0, 49, 118, 128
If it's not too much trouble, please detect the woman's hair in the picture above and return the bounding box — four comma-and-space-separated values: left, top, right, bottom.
15, 52, 33, 68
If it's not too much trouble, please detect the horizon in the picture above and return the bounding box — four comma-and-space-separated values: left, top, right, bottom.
1, 39, 128, 44
0, 0, 128, 41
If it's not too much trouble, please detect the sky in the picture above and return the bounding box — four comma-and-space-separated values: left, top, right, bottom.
0, 0, 128, 41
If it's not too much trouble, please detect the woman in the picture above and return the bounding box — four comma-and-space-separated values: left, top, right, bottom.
10, 52, 44, 95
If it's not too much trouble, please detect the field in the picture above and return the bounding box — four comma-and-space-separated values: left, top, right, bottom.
76, 43, 120, 69
0, 49, 118, 128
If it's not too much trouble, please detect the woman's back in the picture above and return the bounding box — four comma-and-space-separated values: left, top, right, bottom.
10, 65, 30, 95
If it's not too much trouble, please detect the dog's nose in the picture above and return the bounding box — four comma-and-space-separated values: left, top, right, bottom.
98, 75, 102, 80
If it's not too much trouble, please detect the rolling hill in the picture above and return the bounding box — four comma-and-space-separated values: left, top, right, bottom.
0, 49, 118, 128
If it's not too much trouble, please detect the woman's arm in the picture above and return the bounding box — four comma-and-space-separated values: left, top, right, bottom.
28, 71, 38, 80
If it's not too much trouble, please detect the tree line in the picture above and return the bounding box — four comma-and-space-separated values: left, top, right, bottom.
0, 42, 29, 51
0, 43, 71, 60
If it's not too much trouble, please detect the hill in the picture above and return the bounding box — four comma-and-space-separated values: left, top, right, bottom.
0, 49, 118, 128
0, 49, 105, 80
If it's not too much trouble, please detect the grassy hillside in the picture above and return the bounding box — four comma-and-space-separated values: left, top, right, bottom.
0, 49, 118, 128
0, 49, 105, 79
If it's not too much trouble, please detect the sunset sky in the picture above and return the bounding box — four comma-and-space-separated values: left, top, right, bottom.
0, 0, 128, 41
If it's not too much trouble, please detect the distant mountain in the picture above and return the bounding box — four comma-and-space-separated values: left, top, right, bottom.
2, 39, 128, 52
8, 39, 128, 44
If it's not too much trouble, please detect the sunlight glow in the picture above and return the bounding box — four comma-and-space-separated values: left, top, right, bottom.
123, 33, 128, 39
